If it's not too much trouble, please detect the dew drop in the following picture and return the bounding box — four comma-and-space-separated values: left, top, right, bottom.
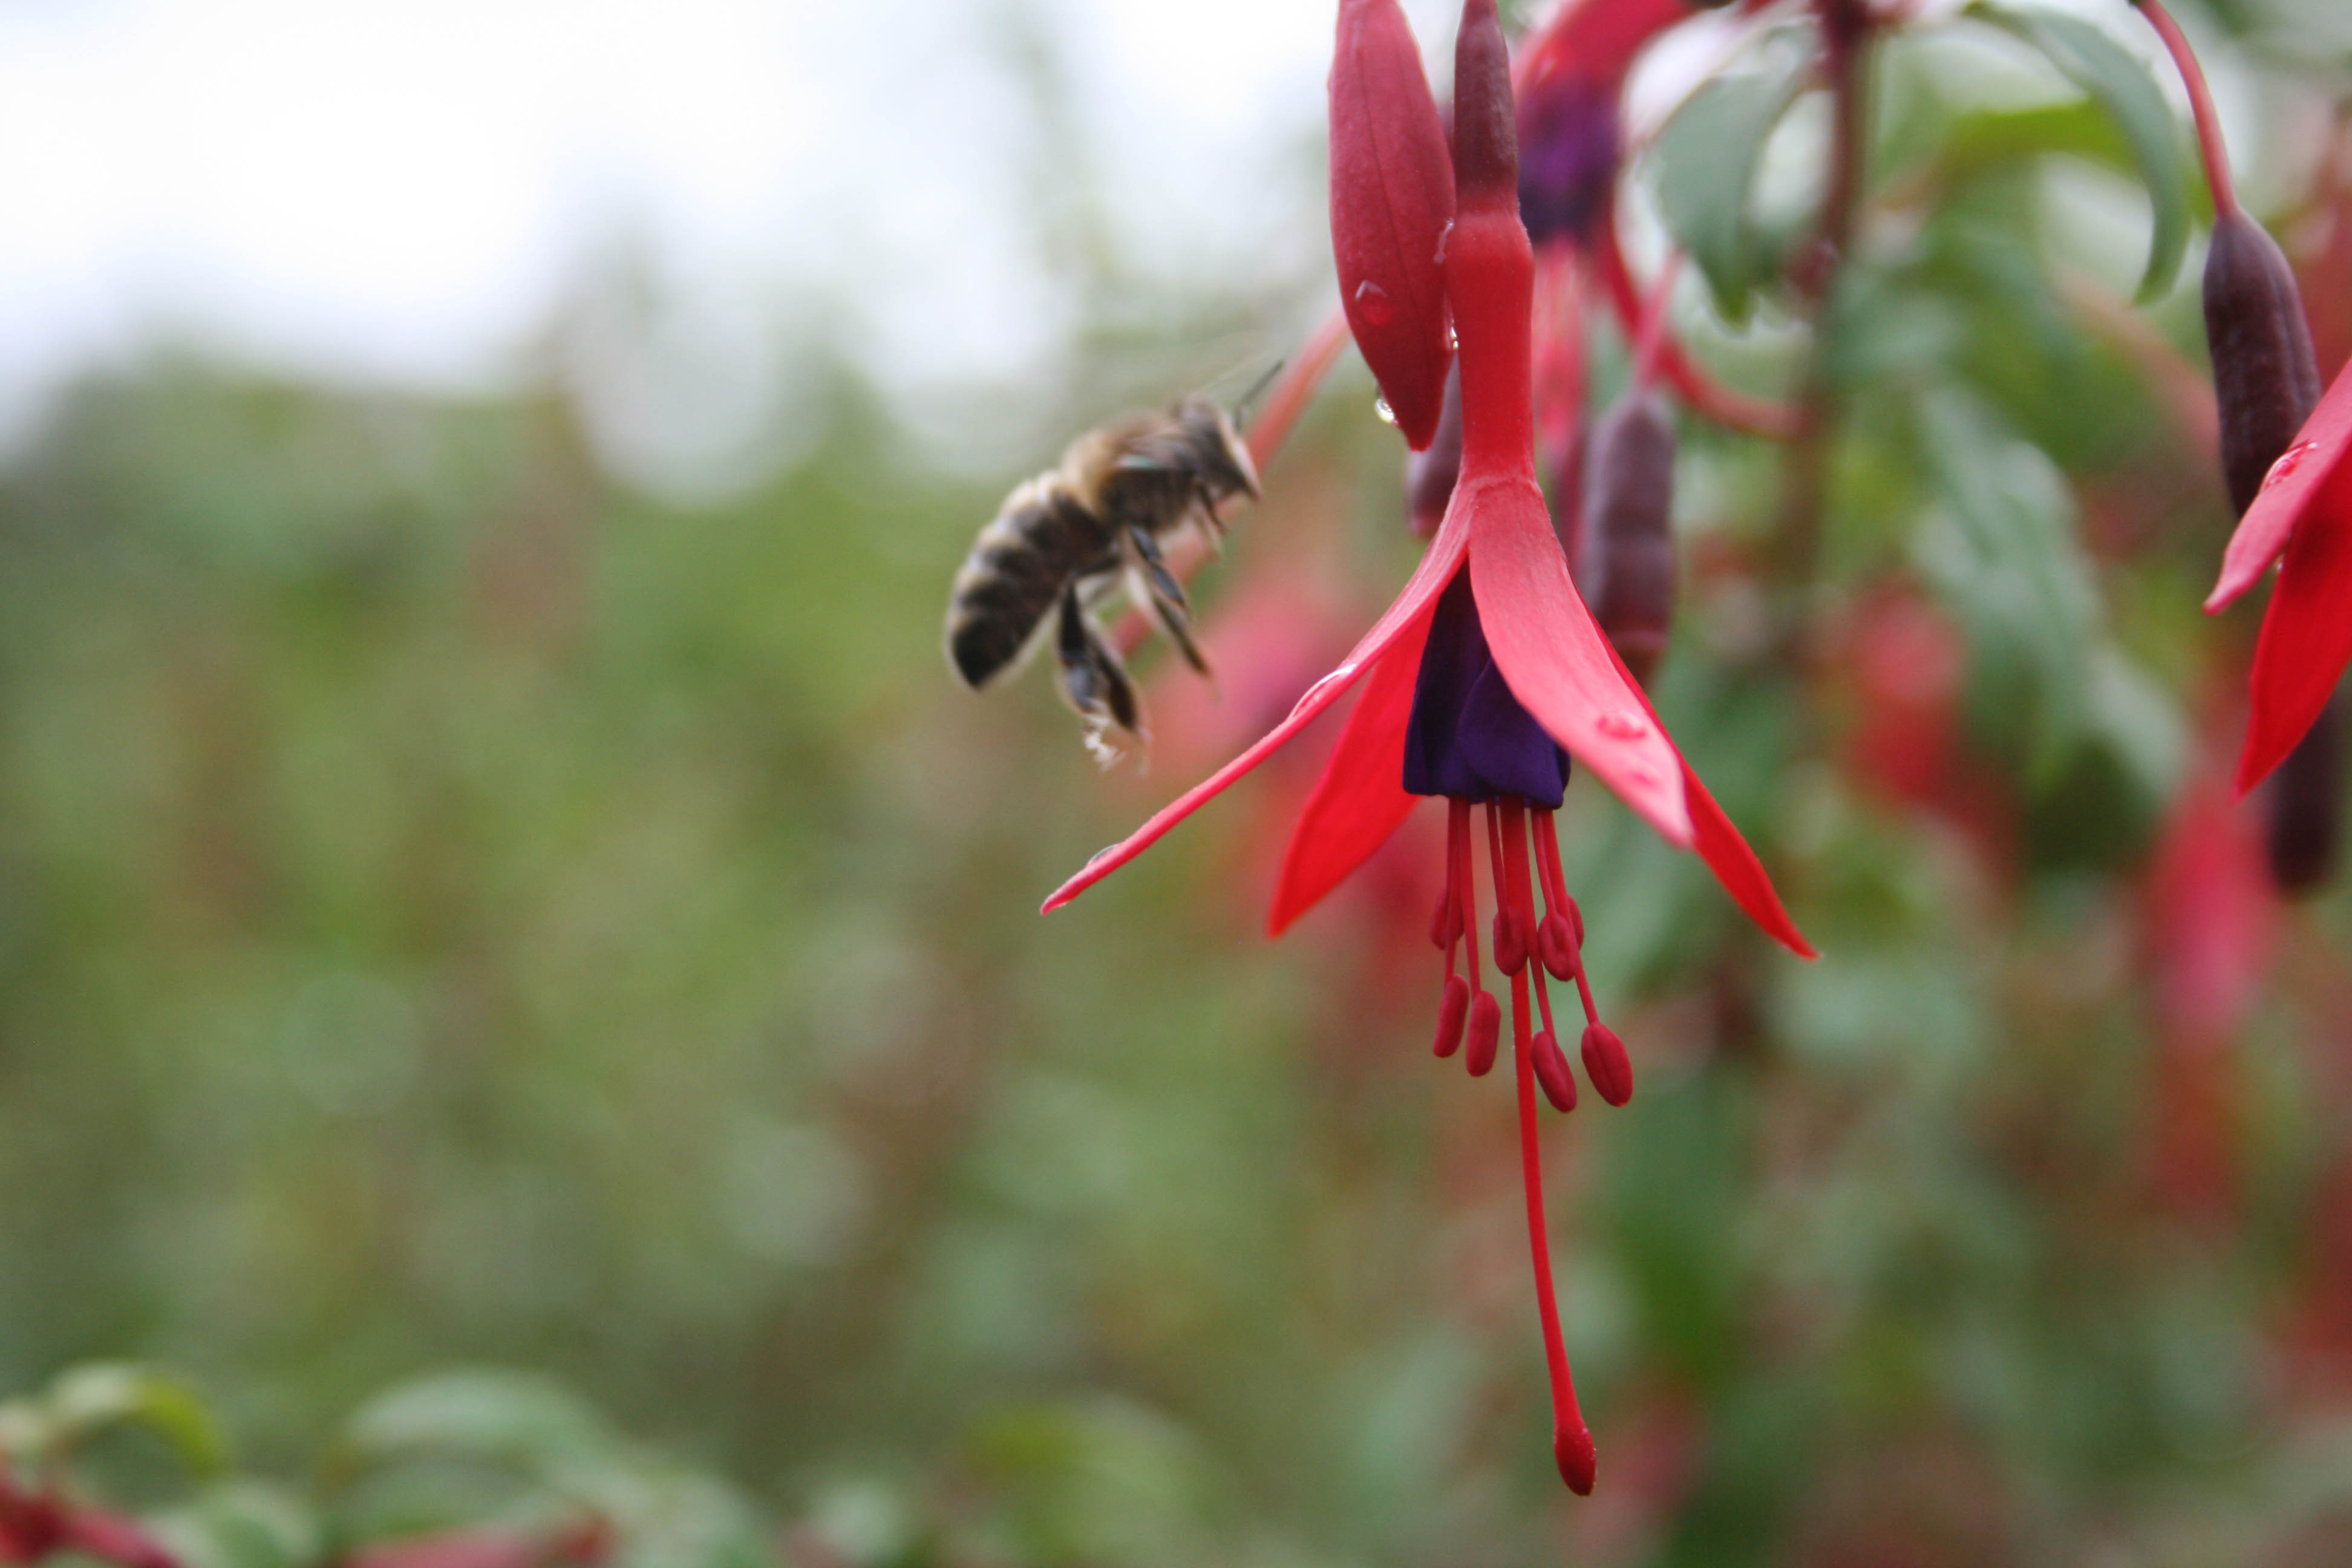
2262, 441, 2319, 492
1373, 397, 1397, 426
1596, 712, 1649, 740
1353, 279, 1394, 326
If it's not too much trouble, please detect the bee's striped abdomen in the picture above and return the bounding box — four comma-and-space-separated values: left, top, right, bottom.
946, 478, 1113, 689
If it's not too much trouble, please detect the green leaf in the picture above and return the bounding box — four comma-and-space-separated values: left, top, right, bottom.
46, 1364, 227, 1475
1968, 2, 2192, 302
1910, 386, 2100, 780
153, 1483, 327, 1568
1652, 64, 1811, 325
336, 1371, 622, 1481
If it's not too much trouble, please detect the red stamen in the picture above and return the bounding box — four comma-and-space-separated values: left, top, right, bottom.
1510, 962, 1595, 1493
1485, 802, 1529, 974
1533, 809, 1587, 981
1466, 992, 1503, 1076
1581, 1021, 1634, 1106
1455, 802, 1500, 1077
1530, 962, 1578, 1112
1434, 975, 1471, 1058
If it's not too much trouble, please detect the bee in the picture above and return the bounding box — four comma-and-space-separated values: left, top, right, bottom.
946, 394, 1260, 760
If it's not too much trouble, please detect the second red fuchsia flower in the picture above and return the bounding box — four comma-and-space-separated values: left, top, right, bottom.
1047, 0, 1812, 1497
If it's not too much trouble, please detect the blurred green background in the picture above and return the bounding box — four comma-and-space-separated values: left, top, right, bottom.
7, 2, 2352, 1564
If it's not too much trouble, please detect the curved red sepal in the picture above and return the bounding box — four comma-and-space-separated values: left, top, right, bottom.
1267, 609, 1432, 935
1463, 472, 1696, 846
2209, 354, 2352, 611
1330, 0, 1455, 450
1044, 524, 1471, 914
1597, 626, 1817, 959
1682, 754, 1817, 959
2236, 448, 2352, 795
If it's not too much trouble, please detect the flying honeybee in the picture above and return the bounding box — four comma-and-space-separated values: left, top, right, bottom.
946, 394, 1260, 760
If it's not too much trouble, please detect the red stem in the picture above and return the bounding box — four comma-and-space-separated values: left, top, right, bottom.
2138, 0, 2241, 219
1630, 251, 1685, 392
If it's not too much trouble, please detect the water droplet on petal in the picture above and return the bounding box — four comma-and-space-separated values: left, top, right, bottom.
1595, 712, 1649, 740
1353, 279, 1394, 326
1373, 397, 1397, 426
1296, 664, 1357, 713
2262, 441, 2319, 492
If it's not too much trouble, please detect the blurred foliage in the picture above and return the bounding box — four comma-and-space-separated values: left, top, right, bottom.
2, 1, 2352, 1566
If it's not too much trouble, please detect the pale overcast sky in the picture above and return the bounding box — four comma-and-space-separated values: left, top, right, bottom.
0, 0, 1467, 463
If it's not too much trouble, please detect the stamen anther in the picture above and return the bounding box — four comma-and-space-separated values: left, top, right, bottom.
1465, 991, 1502, 1076
1580, 1021, 1633, 1106
1533, 1029, 1578, 1111
1434, 975, 1470, 1058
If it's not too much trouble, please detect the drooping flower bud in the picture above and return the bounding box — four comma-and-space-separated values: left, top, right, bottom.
1517, 73, 1620, 245
1577, 389, 1677, 684
1330, 0, 1455, 449
1451, 0, 1518, 209
2204, 209, 2324, 515
2266, 696, 2342, 894
1405, 362, 1465, 537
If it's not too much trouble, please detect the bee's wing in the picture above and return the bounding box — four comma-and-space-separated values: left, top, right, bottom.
946, 479, 1100, 689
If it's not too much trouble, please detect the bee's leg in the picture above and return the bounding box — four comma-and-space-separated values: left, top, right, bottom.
1124, 528, 1211, 678
1055, 588, 1142, 750
1125, 523, 1188, 610
1194, 482, 1231, 554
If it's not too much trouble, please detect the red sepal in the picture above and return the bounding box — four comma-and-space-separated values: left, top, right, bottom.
1268, 611, 1431, 934
1329, 0, 1455, 450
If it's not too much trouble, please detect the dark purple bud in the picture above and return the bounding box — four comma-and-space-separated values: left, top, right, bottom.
2266, 693, 2342, 895
1331, 0, 1457, 449
1578, 389, 1677, 684
1406, 362, 1465, 537
2204, 208, 2324, 515
1452, 0, 1518, 207
1402, 571, 1569, 805
1517, 74, 1621, 245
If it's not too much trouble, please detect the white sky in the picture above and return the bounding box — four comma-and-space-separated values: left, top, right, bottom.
0, 0, 1461, 480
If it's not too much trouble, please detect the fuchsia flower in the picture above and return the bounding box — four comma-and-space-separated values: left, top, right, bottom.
2205, 358, 2352, 796
1045, 0, 1812, 1495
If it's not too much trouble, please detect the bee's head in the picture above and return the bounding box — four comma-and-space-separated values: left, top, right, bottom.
1172, 396, 1261, 503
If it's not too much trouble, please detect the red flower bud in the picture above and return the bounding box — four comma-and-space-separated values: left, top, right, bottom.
1578, 390, 1677, 684
1329, 0, 1455, 449
1451, 0, 1518, 210
2204, 209, 2324, 515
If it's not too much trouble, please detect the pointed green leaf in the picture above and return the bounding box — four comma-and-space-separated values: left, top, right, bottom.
1968, 1, 2192, 302
1652, 64, 1811, 325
